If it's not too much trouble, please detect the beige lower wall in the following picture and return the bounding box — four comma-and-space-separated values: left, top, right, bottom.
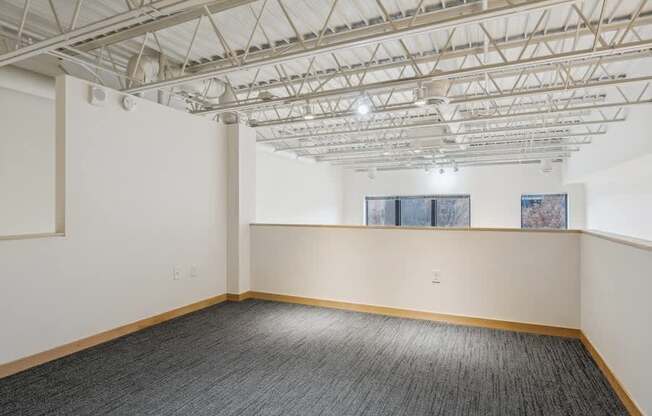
581, 233, 652, 415
251, 225, 581, 328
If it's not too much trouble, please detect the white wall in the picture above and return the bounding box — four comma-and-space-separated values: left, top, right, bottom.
0, 76, 228, 364
251, 225, 581, 328
0, 68, 56, 236
583, 155, 652, 240
343, 163, 585, 228
256, 148, 343, 224
565, 106, 652, 240
581, 233, 652, 415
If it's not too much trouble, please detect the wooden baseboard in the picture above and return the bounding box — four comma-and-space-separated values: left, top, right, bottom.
579, 332, 642, 416
0, 294, 227, 380
226, 291, 252, 302
246, 291, 580, 338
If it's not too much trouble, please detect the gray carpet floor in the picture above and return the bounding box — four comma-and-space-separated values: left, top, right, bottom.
0, 300, 626, 416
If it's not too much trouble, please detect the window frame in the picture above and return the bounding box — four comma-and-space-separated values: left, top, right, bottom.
520, 193, 568, 230
365, 194, 471, 228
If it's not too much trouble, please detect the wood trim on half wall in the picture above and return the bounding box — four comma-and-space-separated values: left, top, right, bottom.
580, 332, 643, 416
246, 291, 581, 338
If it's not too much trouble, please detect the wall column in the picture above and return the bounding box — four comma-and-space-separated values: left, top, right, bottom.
226, 122, 256, 294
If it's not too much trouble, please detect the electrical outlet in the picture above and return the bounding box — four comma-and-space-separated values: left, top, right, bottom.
431, 269, 441, 284
173, 267, 181, 280
190, 266, 198, 278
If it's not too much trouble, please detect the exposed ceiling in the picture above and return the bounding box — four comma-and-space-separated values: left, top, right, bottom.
1, 0, 651, 173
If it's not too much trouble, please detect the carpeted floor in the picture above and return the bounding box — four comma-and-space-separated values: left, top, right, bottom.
0, 300, 626, 416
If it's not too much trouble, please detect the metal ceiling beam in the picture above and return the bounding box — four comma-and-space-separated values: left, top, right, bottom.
320, 145, 580, 163
251, 74, 652, 128
188, 0, 492, 73
259, 99, 648, 143
355, 159, 563, 172
73, 0, 258, 52
241, 51, 650, 121
0, 0, 220, 67
330, 149, 575, 166
229, 11, 652, 95
302, 131, 600, 158
352, 157, 563, 170
271, 119, 620, 150
125, 0, 575, 94
194, 39, 652, 116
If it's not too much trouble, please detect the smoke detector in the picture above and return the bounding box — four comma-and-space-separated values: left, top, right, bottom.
89, 85, 107, 107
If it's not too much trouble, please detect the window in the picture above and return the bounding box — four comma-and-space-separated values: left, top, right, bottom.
521, 194, 568, 229
366, 195, 470, 227
366, 198, 397, 226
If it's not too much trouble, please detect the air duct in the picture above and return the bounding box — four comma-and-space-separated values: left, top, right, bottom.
126, 54, 159, 85
127, 52, 228, 110
179, 78, 226, 104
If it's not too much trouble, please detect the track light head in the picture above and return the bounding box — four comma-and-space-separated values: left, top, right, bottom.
303, 103, 314, 120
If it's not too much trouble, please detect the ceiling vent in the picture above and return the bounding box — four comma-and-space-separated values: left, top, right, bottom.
414, 75, 450, 107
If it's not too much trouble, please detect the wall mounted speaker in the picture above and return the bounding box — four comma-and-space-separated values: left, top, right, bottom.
122, 95, 137, 112
89, 85, 107, 107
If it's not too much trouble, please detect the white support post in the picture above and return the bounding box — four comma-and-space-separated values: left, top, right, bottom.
226, 122, 256, 295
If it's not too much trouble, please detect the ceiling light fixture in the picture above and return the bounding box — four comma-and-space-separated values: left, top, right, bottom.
357, 102, 370, 116
303, 102, 314, 120
414, 85, 427, 106
356, 94, 372, 116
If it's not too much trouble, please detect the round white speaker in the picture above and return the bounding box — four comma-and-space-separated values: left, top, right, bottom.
122, 95, 137, 112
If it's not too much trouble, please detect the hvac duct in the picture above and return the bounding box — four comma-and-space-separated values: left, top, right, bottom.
127, 52, 228, 111
126, 54, 159, 85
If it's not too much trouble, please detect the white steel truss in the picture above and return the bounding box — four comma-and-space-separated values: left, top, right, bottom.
1, 0, 652, 170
